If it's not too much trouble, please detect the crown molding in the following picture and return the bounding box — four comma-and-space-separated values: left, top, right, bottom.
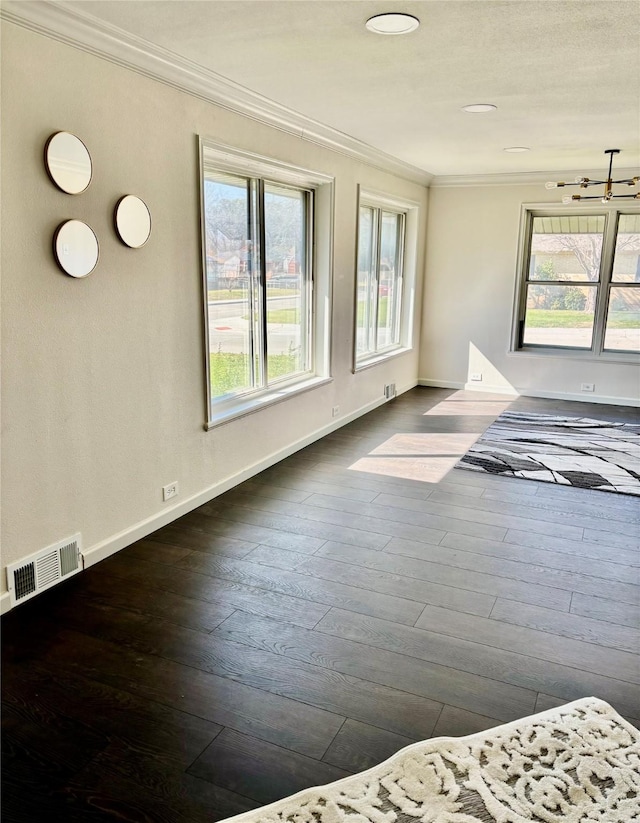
1, 0, 433, 187
431, 168, 639, 188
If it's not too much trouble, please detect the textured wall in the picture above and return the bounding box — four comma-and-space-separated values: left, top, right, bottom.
0, 23, 428, 590
419, 184, 639, 403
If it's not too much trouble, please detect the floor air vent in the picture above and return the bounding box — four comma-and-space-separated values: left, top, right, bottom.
6, 534, 83, 607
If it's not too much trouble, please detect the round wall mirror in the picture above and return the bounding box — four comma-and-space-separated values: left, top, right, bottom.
114, 195, 152, 248
53, 220, 99, 278
45, 132, 93, 194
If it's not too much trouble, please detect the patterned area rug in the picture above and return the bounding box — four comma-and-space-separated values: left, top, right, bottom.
219, 698, 639, 823
455, 411, 640, 496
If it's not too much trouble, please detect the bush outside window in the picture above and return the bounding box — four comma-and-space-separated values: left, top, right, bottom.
513, 209, 640, 357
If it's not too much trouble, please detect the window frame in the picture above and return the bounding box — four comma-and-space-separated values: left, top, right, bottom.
353, 187, 418, 371
511, 203, 640, 362
199, 138, 334, 429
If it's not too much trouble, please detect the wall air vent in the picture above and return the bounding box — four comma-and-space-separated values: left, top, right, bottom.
6, 534, 83, 607
384, 383, 397, 400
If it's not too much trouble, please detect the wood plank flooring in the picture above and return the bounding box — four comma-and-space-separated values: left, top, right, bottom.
2, 387, 639, 822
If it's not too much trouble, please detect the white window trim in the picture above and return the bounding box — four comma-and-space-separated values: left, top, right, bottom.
510, 202, 640, 362
353, 186, 419, 372
199, 137, 334, 429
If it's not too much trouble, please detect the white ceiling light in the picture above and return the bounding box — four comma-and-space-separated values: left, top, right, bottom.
504, 147, 531, 153
462, 104, 497, 113
365, 13, 420, 35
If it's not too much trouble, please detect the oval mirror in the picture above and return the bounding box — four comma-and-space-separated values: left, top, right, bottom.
114, 195, 152, 248
45, 132, 93, 194
53, 220, 99, 278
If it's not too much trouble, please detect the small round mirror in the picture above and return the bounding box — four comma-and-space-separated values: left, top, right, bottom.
114, 195, 152, 248
45, 132, 93, 194
53, 220, 99, 278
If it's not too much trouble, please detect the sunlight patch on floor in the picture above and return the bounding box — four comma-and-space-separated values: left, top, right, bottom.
423, 398, 514, 416
368, 432, 483, 456
349, 455, 467, 483
349, 432, 483, 483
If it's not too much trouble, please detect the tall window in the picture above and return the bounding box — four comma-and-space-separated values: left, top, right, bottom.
355, 192, 409, 367
514, 209, 640, 357
605, 214, 640, 352
200, 140, 332, 427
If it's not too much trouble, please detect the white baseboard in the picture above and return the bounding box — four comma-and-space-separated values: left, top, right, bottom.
418, 378, 517, 396
82, 392, 394, 571
418, 379, 638, 407
515, 388, 639, 407
462, 383, 519, 395
417, 379, 465, 389
1, 386, 415, 613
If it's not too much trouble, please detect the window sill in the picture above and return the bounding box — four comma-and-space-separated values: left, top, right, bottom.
205, 375, 333, 430
508, 347, 639, 365
353, 346, 413, 373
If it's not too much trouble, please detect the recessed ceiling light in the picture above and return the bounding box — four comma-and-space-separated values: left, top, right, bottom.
504, 146, 531, 153
365, 13, 420, 35
462, 104, 497, 113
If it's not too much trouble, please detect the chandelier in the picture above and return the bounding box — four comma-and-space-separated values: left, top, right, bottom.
545, 149, 639, 204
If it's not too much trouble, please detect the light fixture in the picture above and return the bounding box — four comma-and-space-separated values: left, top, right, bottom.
504, 147, 530, 153
462, 104, 497, 113
365, 13, 420, 35
546, 149, 639, 204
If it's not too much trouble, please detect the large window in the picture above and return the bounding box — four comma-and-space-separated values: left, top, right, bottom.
200, 140, 333, 426
355, 190, 416, 368
513, 208, 640, 357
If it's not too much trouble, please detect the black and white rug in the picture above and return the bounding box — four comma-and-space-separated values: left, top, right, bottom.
455, 411, 640, 496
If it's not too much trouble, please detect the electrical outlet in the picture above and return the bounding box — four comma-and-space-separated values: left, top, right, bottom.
332, 405, 340, 418
163, 482, 179, 501
470, 373, 483, 382
581, 383, 595, 392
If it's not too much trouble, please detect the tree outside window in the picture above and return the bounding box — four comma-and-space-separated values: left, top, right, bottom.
516, 211, 640, 355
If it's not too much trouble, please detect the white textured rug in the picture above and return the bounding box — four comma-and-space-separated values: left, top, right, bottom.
219, 698, 640, 823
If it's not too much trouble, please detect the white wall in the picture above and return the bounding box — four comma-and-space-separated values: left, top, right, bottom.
419, 183, 639, 404
0, 23, 428, 596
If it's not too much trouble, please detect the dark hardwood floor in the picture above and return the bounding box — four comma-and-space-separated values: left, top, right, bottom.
3, 387, 639, 822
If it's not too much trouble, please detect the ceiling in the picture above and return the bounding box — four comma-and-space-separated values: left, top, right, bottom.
21, 1, 640, 177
